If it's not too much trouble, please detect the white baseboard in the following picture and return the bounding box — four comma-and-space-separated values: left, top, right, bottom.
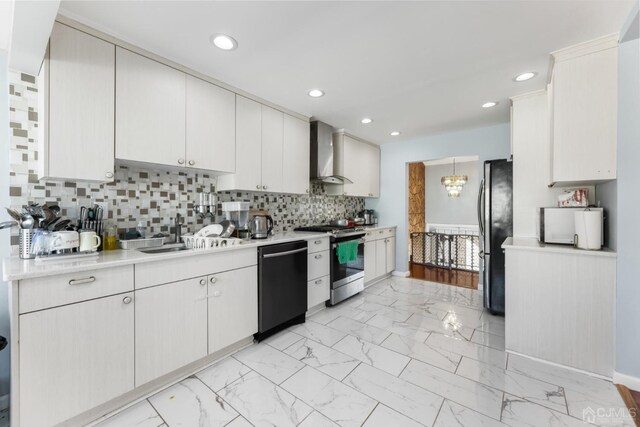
613, 371, 640, 391
391, 271, 410, 278
506, 350, 612, 381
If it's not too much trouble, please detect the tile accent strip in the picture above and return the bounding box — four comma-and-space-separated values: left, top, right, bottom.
7, 71, 364, 251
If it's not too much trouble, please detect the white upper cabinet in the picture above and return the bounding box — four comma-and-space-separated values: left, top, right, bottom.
41, 23, 115, 182
217, 96, 310, 194
283, 115, 311, 194
217, 96, 263, 191
261, 105, 284, 192
185, 75, 236, 173
116, 47, 186, 167
550, 35, 618, 185
328, 133, 381, 197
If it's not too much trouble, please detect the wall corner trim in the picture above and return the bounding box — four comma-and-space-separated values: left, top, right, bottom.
613, 371, 640, 391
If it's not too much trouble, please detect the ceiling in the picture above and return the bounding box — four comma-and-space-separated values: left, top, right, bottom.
424, 156, 479, 167
58, 0, 634, 145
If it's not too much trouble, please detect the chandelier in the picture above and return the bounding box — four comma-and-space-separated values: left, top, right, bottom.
441, 158, 468, 198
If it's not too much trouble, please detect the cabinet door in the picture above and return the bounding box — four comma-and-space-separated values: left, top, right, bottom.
386, 237, 396, 274
342, 136, 368, 197
48, 23, 115, 182
552, 47, 617, 182
185, 75, 236, 173
375, 239, 387, 278
116, 48, 186, 167
261, 105, 284, 192
135, 277, 207, 386
364, 241, 377, 283
282, 114, 310, 194
20, 293, 134, 427
208, 266, 258, 354
216, 96, 262, 191
366, 144, 380, 197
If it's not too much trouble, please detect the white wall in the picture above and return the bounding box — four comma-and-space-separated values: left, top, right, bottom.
0, 49, 10, 397
615, 14, 640, 387
425, 161, 478, 226
366, 123, 511, 272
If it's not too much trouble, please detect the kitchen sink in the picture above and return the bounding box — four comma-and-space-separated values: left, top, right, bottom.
138, 244, 189, 254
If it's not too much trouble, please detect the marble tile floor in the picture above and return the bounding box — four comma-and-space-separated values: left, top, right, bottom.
92, 277, 631, 427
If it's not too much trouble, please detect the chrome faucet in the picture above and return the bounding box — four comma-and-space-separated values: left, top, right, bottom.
174, 213, 185, 243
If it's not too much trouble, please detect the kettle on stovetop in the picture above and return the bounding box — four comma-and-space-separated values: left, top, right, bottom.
248, 214, 273, 239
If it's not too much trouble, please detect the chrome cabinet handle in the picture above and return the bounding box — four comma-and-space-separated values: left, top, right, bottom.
178, 158, 185, 165
189, 160, 195, 166
200, 278, 206, 286
68, 276, 96, 286
105, 172, 114, 179
306, 189, 309, 193
379, 230, 384, 234
314, 240, 322, 245
315, 254, 322, 259
123, 296, 132, 304
263, 185, 268, 190
210, 276, 217, 284
314, 279, 322, 285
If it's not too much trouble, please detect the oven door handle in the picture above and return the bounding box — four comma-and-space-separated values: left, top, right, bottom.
332, 239, 365, 249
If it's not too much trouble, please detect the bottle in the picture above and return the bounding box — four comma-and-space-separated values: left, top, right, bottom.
136, 220, 146, 239
103, 223, 118, 251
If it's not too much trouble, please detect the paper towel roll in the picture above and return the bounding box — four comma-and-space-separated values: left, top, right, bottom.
574, 210, 603, 250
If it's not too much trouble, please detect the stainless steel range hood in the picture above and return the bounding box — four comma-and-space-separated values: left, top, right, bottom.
310, 121, 352, 184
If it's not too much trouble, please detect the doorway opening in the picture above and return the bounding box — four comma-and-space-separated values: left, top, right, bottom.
407, 156, 480, 289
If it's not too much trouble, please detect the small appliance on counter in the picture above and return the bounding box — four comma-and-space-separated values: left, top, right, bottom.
222, 202, 250, 238
358, 209, 376, 226
574, 208, 604, 250
248, 214, 273, 239
539, 207, 604, 245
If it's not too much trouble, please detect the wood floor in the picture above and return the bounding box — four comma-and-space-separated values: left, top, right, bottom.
409, 262, 479, 289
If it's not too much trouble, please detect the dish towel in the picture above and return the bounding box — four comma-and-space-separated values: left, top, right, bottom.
336, 240, 359, 264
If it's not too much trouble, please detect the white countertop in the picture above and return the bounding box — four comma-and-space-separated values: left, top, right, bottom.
502, 237, 616, 258
3, 225, 397, 281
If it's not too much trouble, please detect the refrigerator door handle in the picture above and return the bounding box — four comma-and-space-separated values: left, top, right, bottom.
477, 178, 485, 236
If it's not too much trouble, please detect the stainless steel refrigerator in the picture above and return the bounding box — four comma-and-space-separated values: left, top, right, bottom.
478, 159, 512, 315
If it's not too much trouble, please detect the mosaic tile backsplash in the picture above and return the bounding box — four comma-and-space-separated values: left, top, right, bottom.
7, 72, 364, 249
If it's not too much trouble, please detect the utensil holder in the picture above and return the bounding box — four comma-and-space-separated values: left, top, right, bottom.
19, 229, 36, 259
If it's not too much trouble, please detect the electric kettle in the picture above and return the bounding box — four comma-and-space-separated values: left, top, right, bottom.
248, 214, 273, 239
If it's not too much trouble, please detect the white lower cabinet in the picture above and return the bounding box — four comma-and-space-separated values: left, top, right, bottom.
375, 239, 387, 278
135, 277, 208, 386
364, 228, 397, 284
208, 266, 258, 354
364, 241, 376, 283
385, 237, 396, 274
308, 275, 330, 309
19, 293, 134, 427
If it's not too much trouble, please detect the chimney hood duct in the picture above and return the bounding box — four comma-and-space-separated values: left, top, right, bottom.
310, 121, 352, 184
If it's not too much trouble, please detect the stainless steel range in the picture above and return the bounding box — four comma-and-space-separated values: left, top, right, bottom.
295, 225, 366, 305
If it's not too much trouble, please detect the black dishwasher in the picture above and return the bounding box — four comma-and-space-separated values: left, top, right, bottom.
256, 240, 308, 341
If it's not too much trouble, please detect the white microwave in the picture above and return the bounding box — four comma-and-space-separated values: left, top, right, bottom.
539, 207, 604, 245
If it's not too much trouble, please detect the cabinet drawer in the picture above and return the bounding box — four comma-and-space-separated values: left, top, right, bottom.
19, 266, 134, 314
308, 275, 330, 309
135, 248, 256, 289
308, 237, 330, 254
308, 250, 330, 281
364, 228, 394, 242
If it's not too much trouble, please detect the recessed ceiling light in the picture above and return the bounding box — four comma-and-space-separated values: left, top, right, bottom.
513, 72, 537, 82
361, 118, 373, 124
308, 89, 324, 98
482, 101, 499, 108
390, 131, 401, 136
210, 34, 238, 51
